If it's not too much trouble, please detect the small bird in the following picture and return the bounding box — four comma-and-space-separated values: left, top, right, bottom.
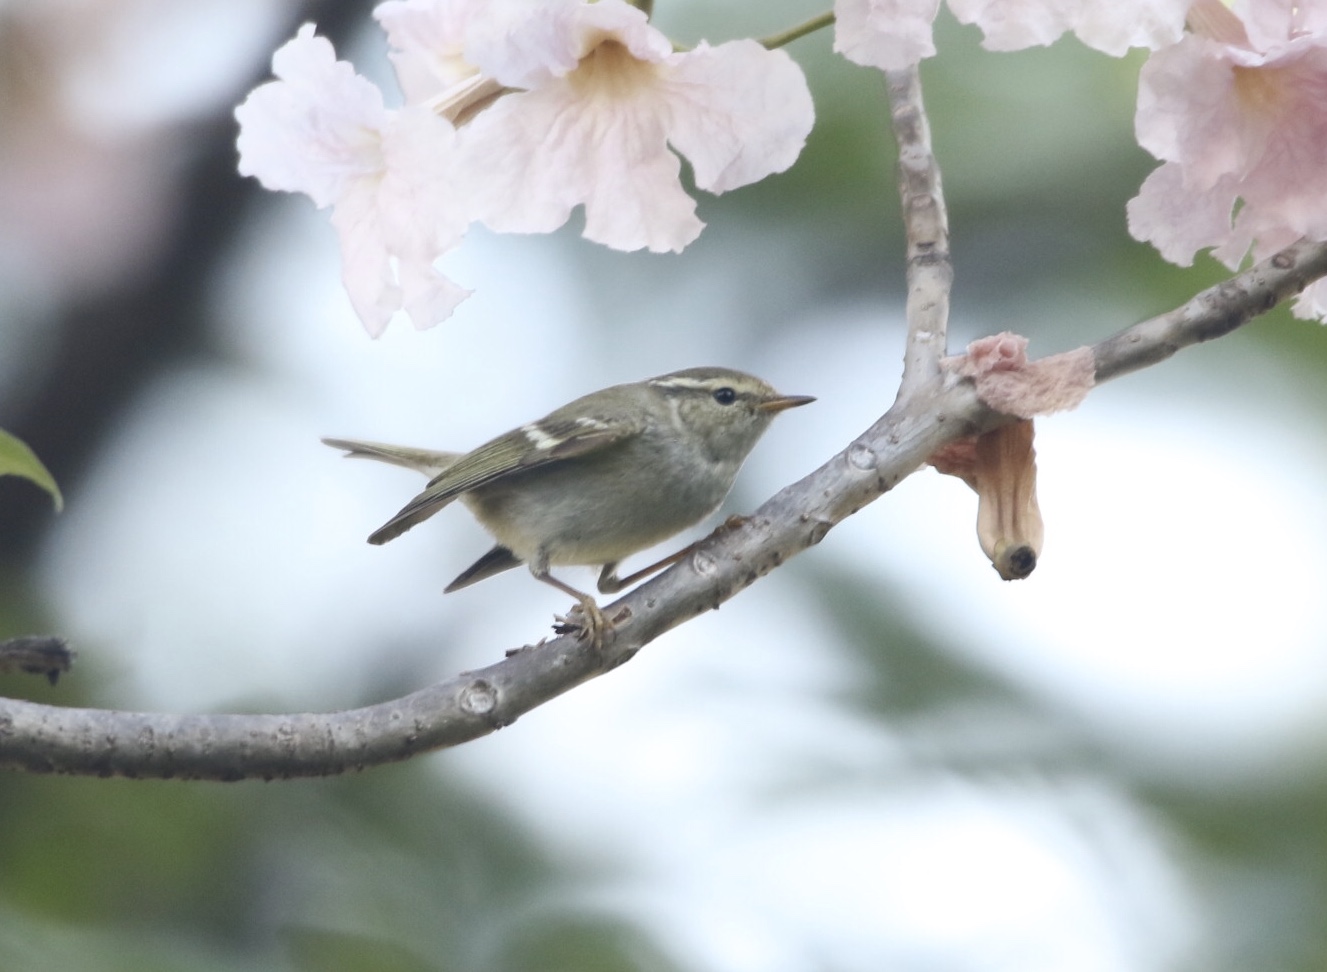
324, 366, 814, 643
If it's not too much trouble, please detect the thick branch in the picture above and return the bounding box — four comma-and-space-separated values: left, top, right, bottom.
886, 65, 951, 399
2, 236, 1324, 777
0, 643, 606, 779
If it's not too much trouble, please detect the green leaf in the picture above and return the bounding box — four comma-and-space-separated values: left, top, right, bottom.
0, 429, 62, 511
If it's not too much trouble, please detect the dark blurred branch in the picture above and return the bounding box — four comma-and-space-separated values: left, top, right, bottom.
0, 635, 74, 685
0, 0, 365, 560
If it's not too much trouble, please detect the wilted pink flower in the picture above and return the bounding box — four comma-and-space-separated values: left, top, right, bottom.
236, 25, 470, 336
947, 332, 1095, 418
1128, 0, 1327, 321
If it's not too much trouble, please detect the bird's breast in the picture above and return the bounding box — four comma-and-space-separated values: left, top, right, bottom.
462, 440, 740, 566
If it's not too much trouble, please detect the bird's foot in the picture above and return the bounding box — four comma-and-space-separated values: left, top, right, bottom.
553, 597, 611, 650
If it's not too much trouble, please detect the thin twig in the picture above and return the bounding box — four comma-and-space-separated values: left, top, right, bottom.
886, 65, 951, 401
1091, 240, 1327, 382
760, 11, 835, 49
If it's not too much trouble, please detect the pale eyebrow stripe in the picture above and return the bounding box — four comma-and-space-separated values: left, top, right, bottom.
650, 377, 713, 391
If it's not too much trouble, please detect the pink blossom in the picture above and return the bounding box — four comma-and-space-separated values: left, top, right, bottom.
1127, 0, 1327, 320
455, 0, 814, 253
834, 0, 1186, 70
235, 25, 470, 336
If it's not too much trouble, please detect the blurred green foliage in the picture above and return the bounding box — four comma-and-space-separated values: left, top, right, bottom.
0, 431, 61, 513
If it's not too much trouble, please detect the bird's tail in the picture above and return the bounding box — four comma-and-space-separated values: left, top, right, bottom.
321, 437, 460, 477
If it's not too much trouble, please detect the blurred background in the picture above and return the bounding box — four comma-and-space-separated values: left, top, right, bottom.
3, 1, 1327, 970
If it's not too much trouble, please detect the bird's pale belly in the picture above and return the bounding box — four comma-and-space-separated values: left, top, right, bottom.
462, 455, 733, 566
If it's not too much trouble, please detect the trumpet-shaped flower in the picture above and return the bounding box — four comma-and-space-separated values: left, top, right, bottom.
1127, 0, 1327, 320
235, 25, 470, 336
454, 0, 815, 253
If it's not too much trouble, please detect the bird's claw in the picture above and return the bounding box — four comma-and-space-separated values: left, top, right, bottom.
552, 598, 610, 650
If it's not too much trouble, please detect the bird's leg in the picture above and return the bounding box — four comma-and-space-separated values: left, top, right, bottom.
596, 517, 752, 595
534, 564, 609, 648
597, 545, 696, 594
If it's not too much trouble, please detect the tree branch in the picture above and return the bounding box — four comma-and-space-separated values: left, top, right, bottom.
1091, 240, 1327, 382
886, 64, 952, 400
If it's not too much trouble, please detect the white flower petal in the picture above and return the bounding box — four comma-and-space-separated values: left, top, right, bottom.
833, 0, 941, 70
948, 0, 1186, 55
1068, 0, 1187, 55
664, 41, 814, 194
236, 25, 471, 336
331, 193, 402, 338
375, 0, 480, 105
331, 165, 469, 338
467, 0, 669, 89
236, 25, 387, 208
1292, 278, 1327, 322
1126, 164, 1237, 267
399, 257, 472, 331
453, 2, 810, 252
235, 25, 386, 208
377, 105, 471, 253
461, 83, 703, 253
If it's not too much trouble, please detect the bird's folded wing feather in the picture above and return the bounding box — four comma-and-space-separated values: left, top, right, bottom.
367, 417, 639, 545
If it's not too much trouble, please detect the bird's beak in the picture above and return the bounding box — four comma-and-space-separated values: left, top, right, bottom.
758, 394, 816, 413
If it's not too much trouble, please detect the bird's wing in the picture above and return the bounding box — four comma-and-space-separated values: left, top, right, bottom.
367, 416, 639, 545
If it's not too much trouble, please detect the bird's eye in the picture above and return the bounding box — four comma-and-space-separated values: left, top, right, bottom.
712, 387, 737, 405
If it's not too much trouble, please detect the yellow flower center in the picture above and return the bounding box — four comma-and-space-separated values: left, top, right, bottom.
570, 39, 659, 98
1232, 63, 1289, 115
